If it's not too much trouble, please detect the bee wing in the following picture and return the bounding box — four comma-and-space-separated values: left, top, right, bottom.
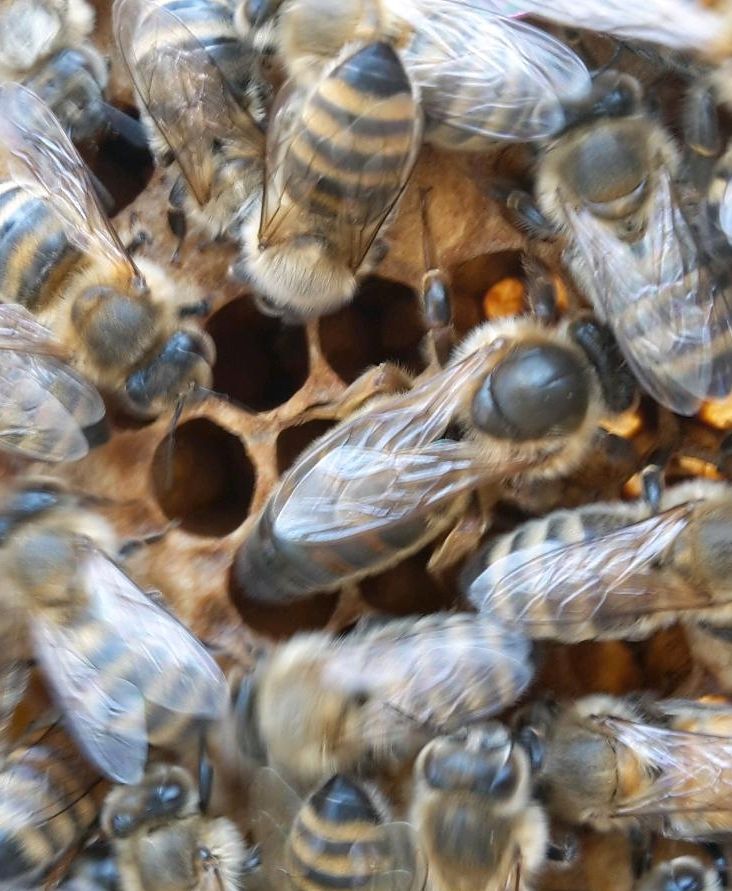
30, 613, 148, 783
403, 0, 590, 140
563, 171, 732, 415
78, 547, 229, 719
0, 348, 105, 462
259, 59, 422, 271
0, 659, 29, 744
379, 822, 428, 891
249, 766, 300, 872
0, 303, 58, 351
595, 714, 732, 821
485, 0, 725, 53
113, 0, 263, 207
476, 504, 706, 640
324, 614, 534, 734
0, 84, 139, 283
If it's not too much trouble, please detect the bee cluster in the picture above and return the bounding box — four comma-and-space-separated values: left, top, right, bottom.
7, 1, 732, 891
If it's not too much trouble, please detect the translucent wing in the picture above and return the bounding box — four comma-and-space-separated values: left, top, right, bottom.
402, 0, 590, 141
30, 613, 149, 784
0, 84, 139, 285
0, 303, 57, 351
249, 765, 301, 889
716, 178, 732, 247
323, 614, 534, 742
477, 505, 703, 642
479, 0, 727, 53
114, 0, 263, 206
563, 170, 732, 414
0, 659, 29, 745
596, 714, 732, 826
260, 48, 422, 270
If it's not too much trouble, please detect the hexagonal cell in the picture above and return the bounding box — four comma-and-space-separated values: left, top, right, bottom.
360, 546, 457, 615
206, 297, 309, 411
319, 275, 427, 383
276, 419, 337, 475
449, 250, 524, 335
151, 418, 254, 536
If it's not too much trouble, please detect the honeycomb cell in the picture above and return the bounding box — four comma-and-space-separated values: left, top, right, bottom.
360, 546, 456, 615
319, 275, 426, 383
449, 250, 524, 334
206, 296, 309, 411
151, 418, 254, 536
276, 419, 337, 474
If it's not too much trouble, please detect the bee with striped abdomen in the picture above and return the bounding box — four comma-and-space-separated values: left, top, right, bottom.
113, 0, 267, 260
233, 612, 534, 788
516, 695, 732, 840
0, 715, 106, 888
251, 768, 424, 891
520, 70, 732, 416
235, 39, 422, 318
465, 478, 732, 645
0, 83, 214, 419
233, 314, 635, 604
103, 764, 258, 891
411, 723, 548, 891
236, 0, 590, 152
0, 478, 229, 784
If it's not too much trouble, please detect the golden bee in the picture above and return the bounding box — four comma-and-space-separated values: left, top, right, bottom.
0, 715, 106, 887
0, 83, 215, 419
515, 695, 732, 840
113, 0, 266, 259
236, 0, 591, 151
0, 478, 229, 784
638, 857, 721, 891
251, 767, 424, 891
234, 38, 422, 318
465, 478, 732, 644
233, 612, 533, 789
234, 314, 635, 603
411, 723, 548, 891
103, 764, 259, 891
0, 302, 105, 463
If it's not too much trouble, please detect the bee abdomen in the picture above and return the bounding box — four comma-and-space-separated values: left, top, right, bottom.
0, 183, 80, 310
285, 42, 417, 221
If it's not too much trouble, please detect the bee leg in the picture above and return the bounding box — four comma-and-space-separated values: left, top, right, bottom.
640, 464, 664, 515
704, 843, 728, 888
198, 732, 214, 814
178, 297, 212, 319
682, 79, 721, 193
168, 175, 188, 265
569, 317, 637, 414
523, 256, 559, 326
117, 522, 179, 559
629, 827, 653, 880
487, 180, 558, 240
428, 494, 491, 577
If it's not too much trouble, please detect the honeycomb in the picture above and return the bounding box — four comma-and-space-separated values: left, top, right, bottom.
14, 1, 732, 889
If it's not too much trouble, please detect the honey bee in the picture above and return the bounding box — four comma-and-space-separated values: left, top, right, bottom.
235, 39, 422, 318
233, 612, 534, 788
233, 314, 635, 603
0, 479, 229, 784
0, 715, 105, 888
638, 857, 721, 891
515, 695, 732, 840
466, 478, 732, 644
525, 70, 732, 416
0, 303, 105, 463
61, 841, 121, 891
0, 83, 215, 419
251, 767, 424, 891
236, 0, 591, 151
411, 723, 548, 891
102, 764, 259, 891
113, 0, 266, 259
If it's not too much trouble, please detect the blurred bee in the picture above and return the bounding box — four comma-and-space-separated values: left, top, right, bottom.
235, 39, 422, 318
465, 478, 732, 644
113, 0, 266, 261
515, 695, 732, 840
638, 857, 721, 891
0, 715, 105, 888
0, 303, 105, 463
251, 767, 424, 891
233, 612, 534, 788
234, 314, 635, 603
235, 0, 591, 151
0, 84, 215, 418
0, 478, 229, 784
102, 764, 259, 891
61, 841, 121, 891
411, 723, 548, 891
500, 71, 732, 416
